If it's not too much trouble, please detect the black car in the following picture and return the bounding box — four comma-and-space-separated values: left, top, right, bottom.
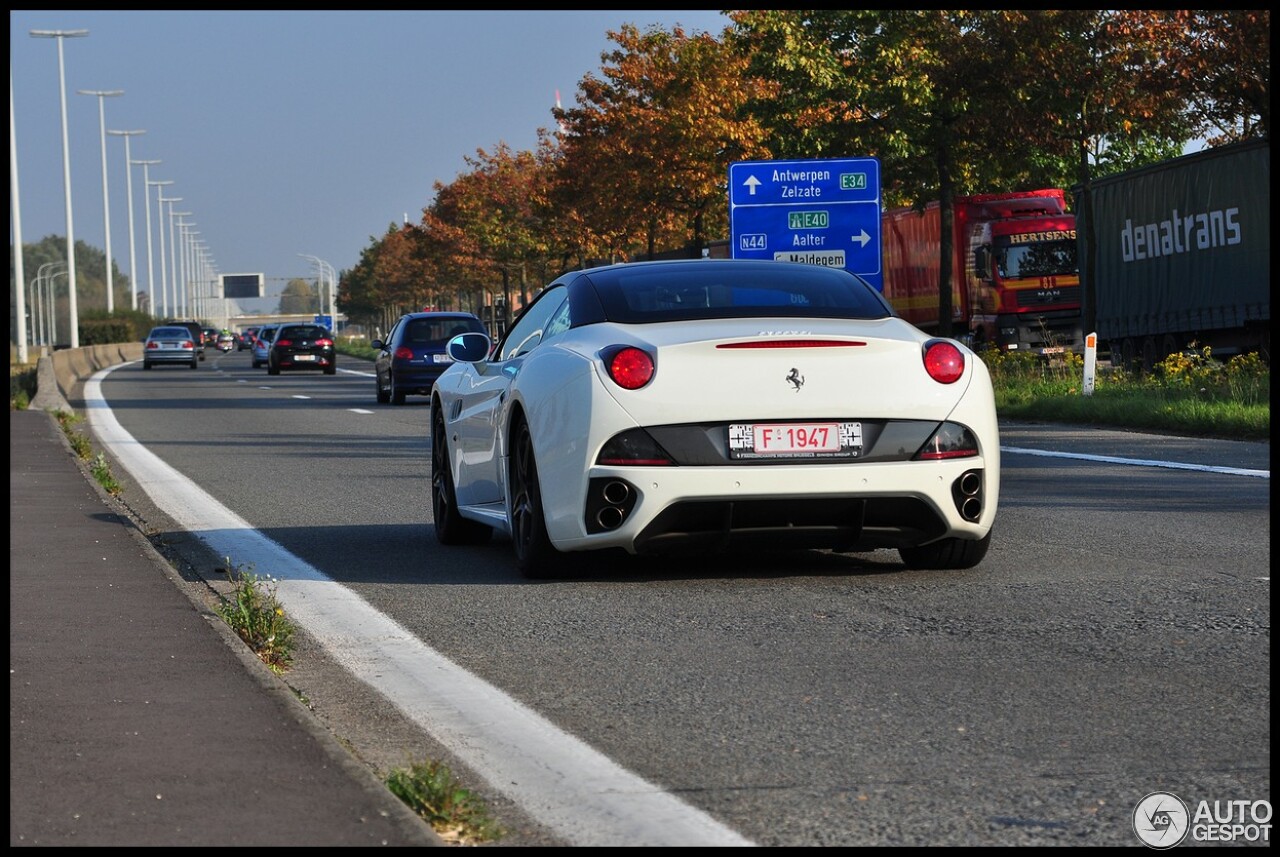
163, 319, 206, 361
373, 311, 487, 405
267, 323, 336, 376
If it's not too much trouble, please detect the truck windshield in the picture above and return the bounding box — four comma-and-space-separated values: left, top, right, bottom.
998, 240, 1077, 278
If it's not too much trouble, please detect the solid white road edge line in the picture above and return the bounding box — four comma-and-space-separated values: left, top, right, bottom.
84, 365, 755, 848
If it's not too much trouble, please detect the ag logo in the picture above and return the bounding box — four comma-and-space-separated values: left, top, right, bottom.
1133, 792, 1190, 849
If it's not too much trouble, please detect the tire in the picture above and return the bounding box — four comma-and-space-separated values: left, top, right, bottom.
376, 371, 390, 404
391, 374, 406, 405
1114, 338, 1136, 374
144, 361, 152, 370
899, 531, 991, 570
324, 364, 336, 376
509, 417, 559, 578
267, 362, 280, 376
190, 359, 198, 369
252, 358, 261, 369
1141, 337, 1158, 374
431, 403, 491, 545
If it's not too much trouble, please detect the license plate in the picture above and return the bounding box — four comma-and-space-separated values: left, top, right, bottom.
728, 422, 863, 459
294, 354, 316, 361
432, 354, 453, 364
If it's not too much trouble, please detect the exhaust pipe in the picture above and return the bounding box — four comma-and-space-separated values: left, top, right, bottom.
596, 506, 625, 531
953, 470, 983, 522
602, 480, 630, 505
586, 477, 638, 534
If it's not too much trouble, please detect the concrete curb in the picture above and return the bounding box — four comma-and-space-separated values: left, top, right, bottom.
30, 342, 143, 412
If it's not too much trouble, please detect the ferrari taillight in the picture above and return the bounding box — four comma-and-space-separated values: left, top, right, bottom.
923, 340, 965, 384
602, 345, 655, 390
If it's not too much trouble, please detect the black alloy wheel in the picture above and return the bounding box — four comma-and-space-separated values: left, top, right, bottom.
431, 404, 490, 545
509, 417, 557, 578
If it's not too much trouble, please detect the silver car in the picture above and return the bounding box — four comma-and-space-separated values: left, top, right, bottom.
250, 324, 279, 369
143, 325, 199, 370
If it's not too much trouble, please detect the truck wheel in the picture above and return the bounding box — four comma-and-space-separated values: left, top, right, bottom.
1116, 337, 1136, 373
1141, 337, 1158, 374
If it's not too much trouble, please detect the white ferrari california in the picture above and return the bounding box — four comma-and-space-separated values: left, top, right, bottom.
430, 258, 1000, 578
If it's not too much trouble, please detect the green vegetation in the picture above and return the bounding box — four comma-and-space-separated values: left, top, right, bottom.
53, 409, 94, 459
215, 559, 296, 675
335, 337, 377, 361
89, 452, 124, 496
384, 757, 504, 845
983, 345, 1269, 441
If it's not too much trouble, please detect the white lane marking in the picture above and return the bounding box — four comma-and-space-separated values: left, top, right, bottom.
1001, 445, 1269, 479
292, 395, 311, 400
85, 364, 755, 848
349, 409, 375, 414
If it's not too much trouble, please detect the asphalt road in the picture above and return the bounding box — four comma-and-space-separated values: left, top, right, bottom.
82, 349, 1271, 847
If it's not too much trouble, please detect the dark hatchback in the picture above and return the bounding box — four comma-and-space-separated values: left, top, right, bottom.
267, 323, 336, 376
374, 311, 487, 405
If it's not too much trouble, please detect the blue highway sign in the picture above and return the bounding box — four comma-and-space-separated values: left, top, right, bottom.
729, 157, 882, 290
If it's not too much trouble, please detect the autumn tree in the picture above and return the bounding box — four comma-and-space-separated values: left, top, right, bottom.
556, 23, 774, 260
1149, 9, 1270, 146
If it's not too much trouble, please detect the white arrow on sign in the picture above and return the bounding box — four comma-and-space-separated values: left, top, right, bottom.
743, 175, 761, 196
851, 229, 871, 247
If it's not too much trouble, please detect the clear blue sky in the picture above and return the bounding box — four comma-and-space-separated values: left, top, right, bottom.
10, 10, 730, 300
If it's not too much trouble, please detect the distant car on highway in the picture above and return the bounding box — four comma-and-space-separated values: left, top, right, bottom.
142, 325, 199, 370
373, 311, 487, 405
237, 327, 259, 351
430, 259, 1001, 579
267, 323, 336, 376
250, 324, 279, 369
163, 319, 206, 361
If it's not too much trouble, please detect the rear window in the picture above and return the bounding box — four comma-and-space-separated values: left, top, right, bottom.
582, 261, 893, 324
150, 327, 191, 339
278, 326, 328, 340
404, 317, 486, 346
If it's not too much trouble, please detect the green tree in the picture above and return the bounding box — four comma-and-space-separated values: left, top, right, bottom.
279, 277, 319, 315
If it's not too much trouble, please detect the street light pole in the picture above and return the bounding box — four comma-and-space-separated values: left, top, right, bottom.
165, 202, 186, 318
133, 159, 160, 314
33, 261, 66, 349
77, 88, 123, 313
299, 253, 338, 333
11, 70, 30, 364
30, 28, 89, 348
152, 183, 175, 316
108, 129, 145, 310
174, 218, 195, 316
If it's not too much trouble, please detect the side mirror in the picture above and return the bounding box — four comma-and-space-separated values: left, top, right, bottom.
973, 246, 991, 280
447, 331, 493, 363
370, 340, 384, 350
